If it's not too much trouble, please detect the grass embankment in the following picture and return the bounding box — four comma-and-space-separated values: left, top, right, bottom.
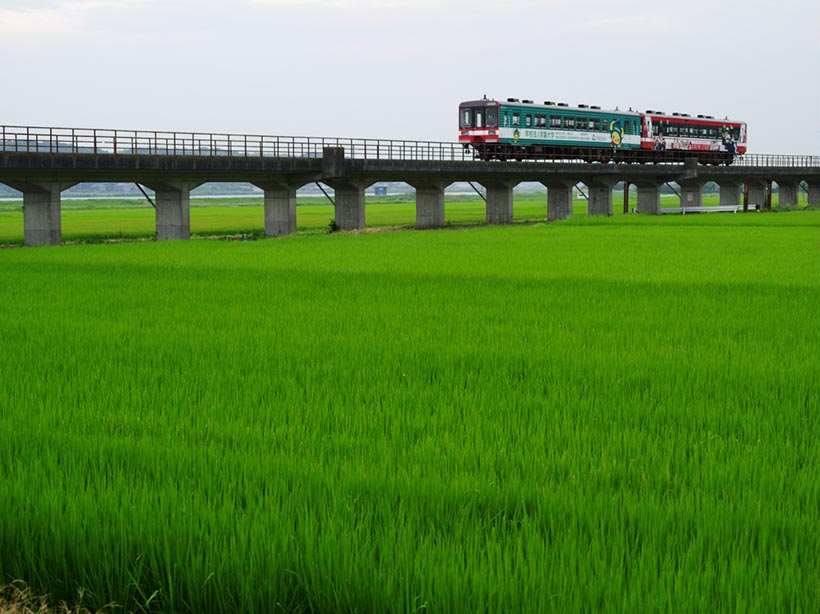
0, 192, 807, 245
1, 213, 819, 611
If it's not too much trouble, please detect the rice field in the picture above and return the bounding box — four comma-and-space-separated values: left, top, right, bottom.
0, 206, 818, 612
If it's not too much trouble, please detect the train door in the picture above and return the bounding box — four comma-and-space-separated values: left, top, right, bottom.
474, 109, 484, 128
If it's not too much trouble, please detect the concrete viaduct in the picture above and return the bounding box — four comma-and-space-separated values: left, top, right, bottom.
1, 125, 819, 246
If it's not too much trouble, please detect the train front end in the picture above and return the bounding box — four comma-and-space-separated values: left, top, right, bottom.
459, 99, 500, 153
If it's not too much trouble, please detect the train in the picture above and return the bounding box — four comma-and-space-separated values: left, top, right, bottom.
458, 97, 746, 164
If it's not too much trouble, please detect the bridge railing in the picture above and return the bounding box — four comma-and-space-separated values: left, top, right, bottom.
729, 153, 820, 167
1, 125, 819, 167
0, 125, 481, 162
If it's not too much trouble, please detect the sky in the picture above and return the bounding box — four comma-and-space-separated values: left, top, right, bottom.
1, 0, 818, 154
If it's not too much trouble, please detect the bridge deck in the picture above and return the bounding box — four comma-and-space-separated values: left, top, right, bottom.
1, 124, 818, 246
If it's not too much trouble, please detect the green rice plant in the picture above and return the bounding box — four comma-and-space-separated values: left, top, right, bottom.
0, 213, 818, 612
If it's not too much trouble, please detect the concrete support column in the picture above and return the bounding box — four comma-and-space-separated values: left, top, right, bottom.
807, 182, 820, 209
679, 182, 703, 208
144, 181, 201, 240
408, 180, 449, 228
777, 181, 799, 208
746, 180, 767, 209
7, 181, 75, 246
587, 179, 616, 216
252, 180, 305, 236
542, 182, 574, 221
481, 181, 518, 224
265, 186, 296, 235
718, 181, 742, 208
12, 182, 75, 246
635, 183, 661, 215
322, 147, 369, 231
324, 180, 369, 230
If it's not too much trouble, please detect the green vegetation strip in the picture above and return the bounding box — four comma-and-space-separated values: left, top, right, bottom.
0, 193, 808, 245
1, 213, 818, 612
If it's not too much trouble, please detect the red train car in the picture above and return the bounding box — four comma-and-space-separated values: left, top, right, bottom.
641, 110, 746, 163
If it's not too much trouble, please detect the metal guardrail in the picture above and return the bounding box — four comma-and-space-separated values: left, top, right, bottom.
0, 125, 476, 162
728, 153, 820, 167
1, 125, 819, 167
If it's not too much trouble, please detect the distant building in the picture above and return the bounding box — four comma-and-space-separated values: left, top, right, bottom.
374, 186, 388, 196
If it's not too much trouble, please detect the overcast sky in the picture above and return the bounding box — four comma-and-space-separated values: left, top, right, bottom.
1, 0, 818, 154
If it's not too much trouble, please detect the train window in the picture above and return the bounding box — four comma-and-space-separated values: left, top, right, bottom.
577, 118, 588, 130
589, 119, 600, 130
525, 115, 532, 128
475, 110, 484, 128
624, 121, 630, 134
487, 107, 498, 127
535, 114, 546, 127
667, 124, 678, 137
550, 117, 562, 128
461, 109, 472, 127
565, 117, 575, 129
512, 113, 520, 126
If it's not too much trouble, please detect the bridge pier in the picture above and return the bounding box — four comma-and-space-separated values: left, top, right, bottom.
777, 180, 799, 208
718, 180, 742, 208
543, 182, 573, 221
807, 182, 820, 209
326, 180, 369, 230
409, 180, 448, 228
587, 179, 616, 216
747, 180, 767, 210
481, 180, 518, 224
10, 181, 75, 246
679, 181, 703, 208
252, 180, 302, 235
143, 181, 201, 240
635, 182, 661, 215
19, 182, 75, 246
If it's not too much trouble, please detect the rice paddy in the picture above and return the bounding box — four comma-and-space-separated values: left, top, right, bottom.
0, 200, 818, 612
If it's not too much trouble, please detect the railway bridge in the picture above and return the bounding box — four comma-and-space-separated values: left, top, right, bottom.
1, 125, 819, 246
